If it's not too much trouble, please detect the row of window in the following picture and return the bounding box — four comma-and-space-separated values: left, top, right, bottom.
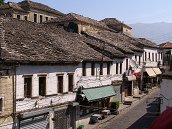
144, 52, 163, 62
82, 62, 122, 76
16, 14, 53, 23
24, 74, 74, 98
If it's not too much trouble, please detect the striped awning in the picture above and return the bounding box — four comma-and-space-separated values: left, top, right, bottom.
145, 68, 156, 77
153, 68, 162, 75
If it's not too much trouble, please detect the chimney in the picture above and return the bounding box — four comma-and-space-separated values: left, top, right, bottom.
0, 17, 6, 58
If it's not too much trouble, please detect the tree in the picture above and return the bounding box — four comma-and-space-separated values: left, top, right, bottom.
0, 0, 5, 5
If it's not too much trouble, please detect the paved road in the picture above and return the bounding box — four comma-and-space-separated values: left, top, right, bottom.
96, 88, 160, 129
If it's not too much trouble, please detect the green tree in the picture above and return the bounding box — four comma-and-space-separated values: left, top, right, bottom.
0, 0, 5, 5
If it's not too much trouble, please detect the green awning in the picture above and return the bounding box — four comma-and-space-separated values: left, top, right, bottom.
82, 86, 116, 102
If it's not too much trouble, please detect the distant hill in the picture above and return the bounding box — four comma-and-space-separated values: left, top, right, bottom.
130, 22, 172, 44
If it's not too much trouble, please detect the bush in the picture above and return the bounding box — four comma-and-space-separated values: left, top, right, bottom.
110, 100, 120, 110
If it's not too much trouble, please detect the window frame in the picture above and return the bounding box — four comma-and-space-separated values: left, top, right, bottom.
34, 14, 37, 22
120, 63, 122, 74
91, 63, 95, 76
100, 63, 103, 75
116, 63, 119, 74
68, 73, 74, 92
0, 97, 4, 113
57, 74, 64, 94
107, 62, 110, 75
23, 75, 32, 98
38, 75, 47, 96
82, 62, 86, 76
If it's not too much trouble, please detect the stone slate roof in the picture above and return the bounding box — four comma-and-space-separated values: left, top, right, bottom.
136, 38, 158, 48
0, 0, 63, 16
159, 42, 172, 49
83, 29, 143, 55
101, 18, 132, 29
50, 13, 110, 30
0, 17, 115, 64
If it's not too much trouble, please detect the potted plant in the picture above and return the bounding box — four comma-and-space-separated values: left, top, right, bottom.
110, 100, 120, 115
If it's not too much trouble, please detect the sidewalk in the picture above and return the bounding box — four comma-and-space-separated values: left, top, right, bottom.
76, 87, 159, 129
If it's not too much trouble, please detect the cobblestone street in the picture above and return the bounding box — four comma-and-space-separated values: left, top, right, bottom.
96, 88, 160, 129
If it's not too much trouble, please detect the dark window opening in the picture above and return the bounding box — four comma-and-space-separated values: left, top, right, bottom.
68, 74, 74, 92
100, 63, 103, 75
156, 53, 157, 62
67, 22, 78, 33
40, 15, 43, 23
17, 15, 20, 20
152, 53, 154, 61
149, 52, 150, 60
135, 55, 137, 61
107, 62, 110, 75
82, 62, 86, 76
91, 63, 95, 76
39, 77, 46, 96
0, 98, 3, 112
116, 63, 119, 74
24, 77, 32, 98
45, 17, 48, 21
24, 16, 27, 21
145, 52, 147, 61
34, 14, 37, 22
58, 75, 63, 93
126, 59, 128, 70
120, 63, 122, 74
139, 56, 141, 65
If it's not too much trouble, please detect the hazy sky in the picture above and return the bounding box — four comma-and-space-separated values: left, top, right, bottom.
7, 0, 172, 24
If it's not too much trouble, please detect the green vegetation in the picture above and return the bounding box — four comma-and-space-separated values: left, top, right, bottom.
0, 0, 5, 5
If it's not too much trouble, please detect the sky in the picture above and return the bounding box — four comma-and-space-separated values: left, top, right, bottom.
6, 0, 172, 24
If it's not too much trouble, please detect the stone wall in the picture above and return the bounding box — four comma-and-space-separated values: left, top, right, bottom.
0, 76, 13, 128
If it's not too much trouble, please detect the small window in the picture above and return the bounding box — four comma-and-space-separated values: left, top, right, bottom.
107, 62, 110, 75
139, 56, 141, 65
17, 15, 20, 20
152, 53, 154, 61
120, 63, 122, 74
126, 59, 128, 70
135, 55, 137, 61
149, 52, 150, 60
68, 74, 74, 92
39, 76, 46, 96
116, 63, 119, 74
24, 77, 32, 98
0, 98, 3, 112
91, 63, 95, 76
58, 75, 63, 93
45, 17, 48, 21
82, 62, 86, 76
100, 63, 103, 75
34, 14, 37, 22
145, 52, 147, 61
155, 53, 157, 62
40, 15, 43, 23
161, 52, 163, 60
24, 16, 27, 21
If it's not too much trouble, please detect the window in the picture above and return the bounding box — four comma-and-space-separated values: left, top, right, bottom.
24, 77, 32, 98
68, 74, 74, 92
40, 15, 43, 23
82, 62, 86, 76
24, 16, 27, 21
34, 14, 37, 22
120, 63, 122, 74
45, 17, 48, 21
91, 63, 95, 76
17, 15, 20, 20
149, 52, 150, 60
135, 55, 137, 61
126, 59, 128, 70
152, 53, 154, 61
161, 52, 163, 60
0, 98, 3, 112
116, 63, 119, 74
107, 62, 110, 75
155, 53, 157, 62
58, 75, 63, 93
100, 63, 103, 75
139, 56, 141, 65
145, 52, 147, 61
39, 76, 46, 96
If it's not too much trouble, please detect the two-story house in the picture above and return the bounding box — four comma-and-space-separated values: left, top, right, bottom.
0, 0, 64, 23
